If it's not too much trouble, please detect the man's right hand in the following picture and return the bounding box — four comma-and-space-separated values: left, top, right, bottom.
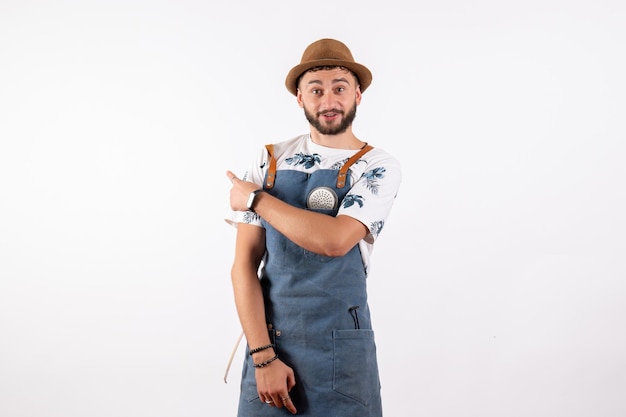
255, 359, 298, 414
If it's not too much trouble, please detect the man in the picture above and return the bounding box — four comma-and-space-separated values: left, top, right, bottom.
226, 38, 401, 416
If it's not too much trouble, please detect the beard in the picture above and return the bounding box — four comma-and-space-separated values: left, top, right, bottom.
303, 102, 357, 135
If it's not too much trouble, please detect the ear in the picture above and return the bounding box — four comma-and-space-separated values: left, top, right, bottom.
355, 85, 362, 105
296, 89, 304, 108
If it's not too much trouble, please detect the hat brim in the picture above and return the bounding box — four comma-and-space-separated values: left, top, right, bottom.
285, 59, 372, 96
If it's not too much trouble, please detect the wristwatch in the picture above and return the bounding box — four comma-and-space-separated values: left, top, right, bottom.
246, 189, 264, 212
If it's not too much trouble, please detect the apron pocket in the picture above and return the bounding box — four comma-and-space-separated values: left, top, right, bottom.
332, 329, 380, 406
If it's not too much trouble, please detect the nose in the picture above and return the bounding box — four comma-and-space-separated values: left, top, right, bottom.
320, 92, 337, 111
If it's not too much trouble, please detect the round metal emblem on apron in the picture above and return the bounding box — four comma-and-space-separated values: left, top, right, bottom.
307, 186, 338, 210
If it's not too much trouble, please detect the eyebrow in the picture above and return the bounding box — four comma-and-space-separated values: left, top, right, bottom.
306, 77, 351, 87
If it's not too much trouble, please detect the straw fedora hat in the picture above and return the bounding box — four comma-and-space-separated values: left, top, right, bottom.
285, 38, 372, 96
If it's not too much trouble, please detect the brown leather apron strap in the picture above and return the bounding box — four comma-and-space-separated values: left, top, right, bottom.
265, 142, 374, 189
337, 144, 374, 188
265, 144, 277, 189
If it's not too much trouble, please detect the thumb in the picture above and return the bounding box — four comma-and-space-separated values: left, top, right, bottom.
287, 370, 297, 391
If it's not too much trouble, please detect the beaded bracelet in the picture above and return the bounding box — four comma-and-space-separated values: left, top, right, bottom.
249, 343, 275, 356
253, 354, 279, 368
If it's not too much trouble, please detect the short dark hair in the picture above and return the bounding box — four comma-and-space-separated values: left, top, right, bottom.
296, 65, 360, 92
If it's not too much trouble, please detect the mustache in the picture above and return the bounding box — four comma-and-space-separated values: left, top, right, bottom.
317, 109, 344, 116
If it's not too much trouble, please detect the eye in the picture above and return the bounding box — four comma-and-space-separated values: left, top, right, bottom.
311, 89, 321, 95
336, 86, 345, 93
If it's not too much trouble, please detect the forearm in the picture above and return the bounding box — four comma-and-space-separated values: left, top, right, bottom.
230, 223, 275, 360
231, 264, 275, 359
226, 170, 368, 257
253, 192, 366, 257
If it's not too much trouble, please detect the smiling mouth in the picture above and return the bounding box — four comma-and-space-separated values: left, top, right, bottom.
319, 109, 343, 119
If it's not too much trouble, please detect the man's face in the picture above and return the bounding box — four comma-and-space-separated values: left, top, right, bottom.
297, 67, 361, 135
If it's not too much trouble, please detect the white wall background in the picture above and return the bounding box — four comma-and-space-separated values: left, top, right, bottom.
1, 1, 625, 416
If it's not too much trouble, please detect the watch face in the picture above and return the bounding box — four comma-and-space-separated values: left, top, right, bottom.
247, 190, 262, 210
307, 187, 338, 210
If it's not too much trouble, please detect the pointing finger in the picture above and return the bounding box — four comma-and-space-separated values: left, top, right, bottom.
226, 171, 238, 183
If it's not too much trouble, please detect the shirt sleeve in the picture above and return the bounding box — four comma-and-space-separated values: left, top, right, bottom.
337, 151, 402, 243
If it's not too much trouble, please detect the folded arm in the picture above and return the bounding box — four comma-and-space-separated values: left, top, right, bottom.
227, 171, 368, 257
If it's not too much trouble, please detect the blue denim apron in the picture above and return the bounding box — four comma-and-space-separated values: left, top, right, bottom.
237, 146, 383, 417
